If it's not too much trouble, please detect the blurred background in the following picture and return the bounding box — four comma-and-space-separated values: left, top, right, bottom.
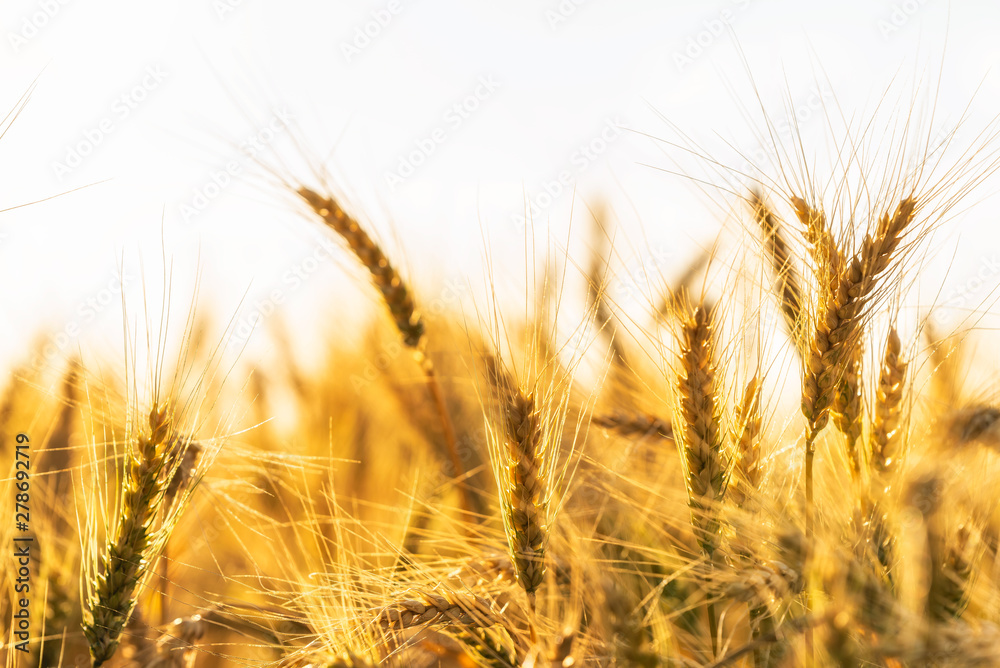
1, 0, 1000, 376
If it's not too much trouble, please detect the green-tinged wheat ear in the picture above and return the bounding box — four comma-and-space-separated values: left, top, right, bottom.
750, 191, 804, 348
871, 327, 907, 474
84, 404, 172, 667
675, 302, 726, 555
731, 375, 762, 510
297, 187, 424, 347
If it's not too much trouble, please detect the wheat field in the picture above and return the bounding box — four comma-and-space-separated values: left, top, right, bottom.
7, 17, 1000, 668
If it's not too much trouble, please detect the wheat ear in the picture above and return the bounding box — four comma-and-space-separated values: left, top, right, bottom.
675, 302, 726, 554
83, 405, 172, 667
485, 358, 548, 607
790, 195, 866, 480
296, 187, 471, 515
750, 191, 804, 348
592, 411, 672, 440
376, 591, 498, 630
871, 327, 907, 474
731, 375, 762, 510
801, 198, 916, 526
673, 300, 725, 657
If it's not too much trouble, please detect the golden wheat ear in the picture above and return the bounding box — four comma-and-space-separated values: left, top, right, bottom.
83, 404, 174, 666
296, 187, 424, 347
673, 299, 727, 555
295, 186, 472, 516
484, 356, 548, 608
730, 375, 762, 511
749, 191, 804, 350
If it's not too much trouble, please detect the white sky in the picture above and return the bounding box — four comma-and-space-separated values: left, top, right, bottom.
2, 0, 1000, 376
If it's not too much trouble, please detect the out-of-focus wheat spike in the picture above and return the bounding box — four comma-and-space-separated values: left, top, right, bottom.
147, 614, 206, 668
731, 375, 763, 510
944, 405, 1000, 447
871, 327, 907, 474
750, 191, 804, 347
924, 317, 962, 408
376, 592, 499, 630
928, 524, 976, 622
592, 411, 672, 440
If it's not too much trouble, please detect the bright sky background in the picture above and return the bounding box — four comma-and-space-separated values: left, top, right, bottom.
2, 0, 1000, 378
